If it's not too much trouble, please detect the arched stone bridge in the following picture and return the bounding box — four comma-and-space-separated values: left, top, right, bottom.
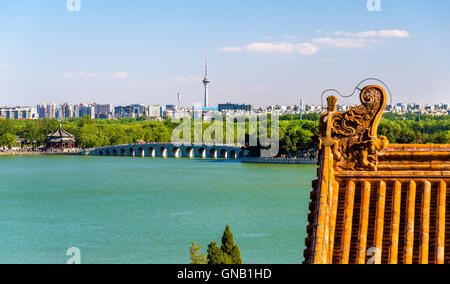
83, 143, 247, 159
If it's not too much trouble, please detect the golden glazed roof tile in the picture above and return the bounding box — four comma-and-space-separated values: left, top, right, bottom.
304, 85, 450, 264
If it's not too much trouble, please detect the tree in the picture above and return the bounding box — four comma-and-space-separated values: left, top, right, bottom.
230, 245, 243, 265
207, 242, 225, 265
0, 113, 448, 151
190, 242, 207, 264
221, 225, 235, 255
0, 133, 17, 148
221, 225, 242, 265
204, 225, 242, 265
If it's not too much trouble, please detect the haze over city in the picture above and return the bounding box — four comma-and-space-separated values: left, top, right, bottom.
1, 0, 450, 107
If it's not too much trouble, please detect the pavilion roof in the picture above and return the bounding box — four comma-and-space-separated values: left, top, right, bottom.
47, 124, 75, 139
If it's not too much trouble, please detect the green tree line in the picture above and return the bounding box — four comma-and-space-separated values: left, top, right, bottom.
0, 113, 448, 153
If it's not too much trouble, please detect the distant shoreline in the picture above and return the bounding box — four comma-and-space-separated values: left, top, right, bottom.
0, 152, 81, 156
240, 157, 317, 165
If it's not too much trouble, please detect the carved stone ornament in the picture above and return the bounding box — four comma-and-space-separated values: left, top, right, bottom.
319, 85, 389, 171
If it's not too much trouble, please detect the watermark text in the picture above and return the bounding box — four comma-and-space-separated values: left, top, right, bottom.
67, 0, 81, 12
367, 0, 381, 12
66, 247, 81, 264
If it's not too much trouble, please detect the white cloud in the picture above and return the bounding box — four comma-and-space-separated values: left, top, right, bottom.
263, 36, 273, 40
313, 37, 378, 48
61, 72, 97, 79
219, 42, 318, 55
313, 29, 409, 48
334, 29, 410, 38
0, 64, 10, 69
246, 42, 318, 55
219, 29, 409, 54
112, 71, 128, 79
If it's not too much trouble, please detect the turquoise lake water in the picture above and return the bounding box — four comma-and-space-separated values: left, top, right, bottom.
0, 156, 315, 264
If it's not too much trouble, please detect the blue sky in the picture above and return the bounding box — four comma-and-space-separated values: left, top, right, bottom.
0, 0, 449, 107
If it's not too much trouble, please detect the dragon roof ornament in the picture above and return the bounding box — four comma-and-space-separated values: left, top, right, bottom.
319, 85, 389, 171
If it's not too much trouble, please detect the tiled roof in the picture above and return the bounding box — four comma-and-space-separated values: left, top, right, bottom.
304, 85, 450, 264
48, 124, 75, 139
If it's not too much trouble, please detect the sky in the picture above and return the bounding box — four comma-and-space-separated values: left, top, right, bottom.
0, 0, 449, 107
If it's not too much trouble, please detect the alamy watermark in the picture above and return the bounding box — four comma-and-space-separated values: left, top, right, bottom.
170, 113, 280, 158
66, 247, 81, 264
67, 0, 81, 12
367, 0, 381, 12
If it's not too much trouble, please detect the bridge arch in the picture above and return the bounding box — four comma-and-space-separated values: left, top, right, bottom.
210, 148, 218, 159
220, 149, 228, 159
160, 147, 167, 158
173, 147, 181, 158
149, 147, 155, 158
186, 147, 194, 158
89, 144, 246, 159
198, 148, 206, 159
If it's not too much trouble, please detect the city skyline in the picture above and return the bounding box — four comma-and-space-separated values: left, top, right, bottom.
1, 100, 448, 121
1, 1, 450, 107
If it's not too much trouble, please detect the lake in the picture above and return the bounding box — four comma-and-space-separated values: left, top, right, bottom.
0, 155, 316, 264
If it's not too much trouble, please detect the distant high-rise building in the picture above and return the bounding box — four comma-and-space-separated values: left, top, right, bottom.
78, 104, 95, 119
55, 106, 63, 120
114, 104, 147, 119
94, 104, 113, 119
148, 105, 162, 118
62, 103, 74, 119
166, 105, 177, 112
131, 104, 147, 117
203, 60, 210, 108
37, 103, 47, 119
300, 99, 303, 120
218, 103, 252, 113
0, 107, 37, 120
114, 106, 133, 118
47, 103, 57, 119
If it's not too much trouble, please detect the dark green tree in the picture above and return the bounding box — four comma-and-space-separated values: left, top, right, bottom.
204, 225, 242, 264
221, 225, 236, 255
206, 242, 225, 265
230, 245, 243, 265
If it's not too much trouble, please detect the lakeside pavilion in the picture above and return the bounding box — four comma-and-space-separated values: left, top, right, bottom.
304, 85, 450, 264
46, 125, 76, 149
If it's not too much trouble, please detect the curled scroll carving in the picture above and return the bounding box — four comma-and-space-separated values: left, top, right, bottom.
319, 85, 389, 171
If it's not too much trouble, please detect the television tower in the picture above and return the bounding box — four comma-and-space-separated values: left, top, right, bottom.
203, 60, 210, 108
